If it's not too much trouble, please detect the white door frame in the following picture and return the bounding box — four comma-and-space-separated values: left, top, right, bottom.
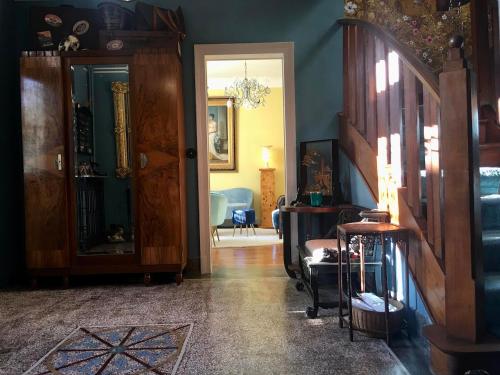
194, 42, 298, 275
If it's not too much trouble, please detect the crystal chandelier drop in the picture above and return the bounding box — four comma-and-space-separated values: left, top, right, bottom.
224, 61, 271, 110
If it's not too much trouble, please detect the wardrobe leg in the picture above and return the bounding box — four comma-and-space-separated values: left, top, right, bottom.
31, 277, 38, 290
144, 273, 152, 286
175, 273, 183, 285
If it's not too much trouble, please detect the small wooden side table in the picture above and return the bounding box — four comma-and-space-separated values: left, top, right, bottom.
336, 222, 409, 345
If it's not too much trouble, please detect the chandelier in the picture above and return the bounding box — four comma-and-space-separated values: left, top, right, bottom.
224, 61, 271, 109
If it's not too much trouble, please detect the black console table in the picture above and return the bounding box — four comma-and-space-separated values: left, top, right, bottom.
280, 204, 357, 278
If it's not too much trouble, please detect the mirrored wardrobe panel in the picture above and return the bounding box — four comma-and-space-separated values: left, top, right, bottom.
71, 64, 135, 256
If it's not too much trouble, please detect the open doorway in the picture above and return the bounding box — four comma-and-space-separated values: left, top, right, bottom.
207, 59, 284, 245
194, 43, 297, 275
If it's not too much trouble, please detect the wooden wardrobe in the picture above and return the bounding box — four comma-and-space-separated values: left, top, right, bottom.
20, 43, 187, 286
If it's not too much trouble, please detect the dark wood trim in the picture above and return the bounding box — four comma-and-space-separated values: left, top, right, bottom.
337, 18, 440, 103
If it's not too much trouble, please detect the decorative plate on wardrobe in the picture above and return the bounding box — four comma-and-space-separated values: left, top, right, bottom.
44, 14, 62, 27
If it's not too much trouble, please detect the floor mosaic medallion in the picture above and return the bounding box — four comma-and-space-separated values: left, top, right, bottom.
25, 323, 193, 375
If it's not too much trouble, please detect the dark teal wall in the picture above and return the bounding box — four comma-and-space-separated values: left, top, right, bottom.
0, 0, 24, 286
14, 0, 344, 266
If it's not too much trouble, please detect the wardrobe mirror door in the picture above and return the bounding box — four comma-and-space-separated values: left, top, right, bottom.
70, 64, 135, 256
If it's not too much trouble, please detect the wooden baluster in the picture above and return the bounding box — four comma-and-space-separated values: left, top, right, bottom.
423, 88, 435, 246
403, 66, 422, 218
355, 26, 366, 136
348, 25, 358, 126
423, 88, 442, 258
375, 38, 389, 162
365, 33, 378, 151
430, 97, 442, 260
343, 25, 350, 118
388, 51, 403, 186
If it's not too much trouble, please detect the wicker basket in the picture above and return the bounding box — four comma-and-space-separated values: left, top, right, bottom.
351, 298, 404, 338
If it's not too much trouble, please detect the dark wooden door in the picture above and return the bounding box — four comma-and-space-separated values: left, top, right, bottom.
20, 56, 69, 269
132, 48, 186, 266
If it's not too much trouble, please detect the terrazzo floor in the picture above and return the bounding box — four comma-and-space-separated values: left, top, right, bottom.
0, 276, 410, 375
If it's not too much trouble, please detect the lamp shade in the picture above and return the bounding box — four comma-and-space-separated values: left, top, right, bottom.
261, 145, 272, 168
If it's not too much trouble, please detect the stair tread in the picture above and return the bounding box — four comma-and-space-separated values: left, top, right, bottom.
423, 325, 500, 354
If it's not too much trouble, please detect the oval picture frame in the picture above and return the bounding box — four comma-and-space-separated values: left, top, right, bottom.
73, 20, 90, 35
106, 39, 124, 51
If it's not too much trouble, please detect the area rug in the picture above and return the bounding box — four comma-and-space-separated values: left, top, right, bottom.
24, 323, 193, 375
213, 228, 283, 248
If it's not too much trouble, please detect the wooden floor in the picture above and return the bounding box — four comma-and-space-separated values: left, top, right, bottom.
211, 244, 286, 278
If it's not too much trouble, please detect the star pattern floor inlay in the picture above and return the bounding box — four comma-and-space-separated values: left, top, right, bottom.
26, 324, 192, 375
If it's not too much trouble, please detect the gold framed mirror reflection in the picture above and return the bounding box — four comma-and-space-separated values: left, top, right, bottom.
112, 81, 132, 178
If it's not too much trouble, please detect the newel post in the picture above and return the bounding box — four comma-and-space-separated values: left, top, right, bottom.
439, 36, 484, 342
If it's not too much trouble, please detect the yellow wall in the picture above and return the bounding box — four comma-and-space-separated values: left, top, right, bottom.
209, 88, 285, 224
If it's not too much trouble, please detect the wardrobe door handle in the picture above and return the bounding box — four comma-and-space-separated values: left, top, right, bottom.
140, 153, 148, 169
55, 153, 63, 171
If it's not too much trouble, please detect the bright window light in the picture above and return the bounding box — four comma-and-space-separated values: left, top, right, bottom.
424, 126, 433, 141
390, 133, 402, 187
388, 51, 400, 86
377, 137, 388, 210
395, 244, 404, 301
376, 60, 387, 94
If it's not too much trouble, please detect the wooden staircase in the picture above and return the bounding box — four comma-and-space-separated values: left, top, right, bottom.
338, 17, 500, 375
339, 18, 446, 325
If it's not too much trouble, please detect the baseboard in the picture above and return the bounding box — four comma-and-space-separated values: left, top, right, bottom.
185, 258, 201, 277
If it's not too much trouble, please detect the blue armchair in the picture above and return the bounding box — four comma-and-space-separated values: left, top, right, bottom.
272, 195, 286, 237
214, 188, 253, 221
210, 192, 228, 246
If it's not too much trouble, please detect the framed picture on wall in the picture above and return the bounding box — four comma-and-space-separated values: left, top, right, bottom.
299, 139, 340, 205
208, 97, 236, 171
